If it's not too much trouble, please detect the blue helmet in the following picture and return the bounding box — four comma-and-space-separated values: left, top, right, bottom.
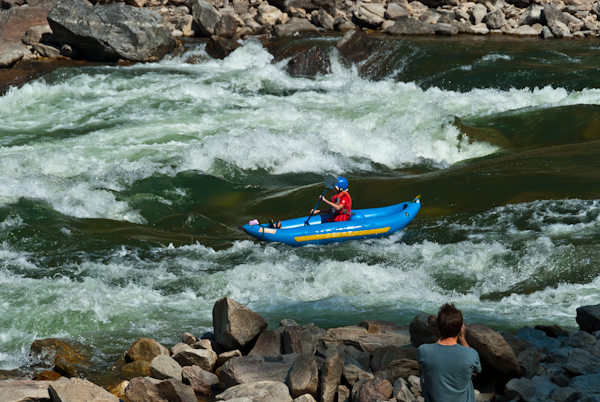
336, 177, 348, 191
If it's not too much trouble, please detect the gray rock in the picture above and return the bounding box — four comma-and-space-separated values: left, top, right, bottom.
192, 0, 222, 36
517, 346, 544, 378
354, 3, 386, 26
156, 379, 196, 402
182, 365, 219, 396
467, 23, 490, 34
337, 385, 350, 402
0, 49, 25, 68
218, 350, 243, 367
483, 9, 506, 29
542, 25, 554, 38
220, 354, 299, 387
407, 375, 421, 397
374, 359, 420, 384
172, 343, 193, 355
22, 24, 52, 45
215, 14, 242, 38
293, 394, 317, 402
47, 0, 176, 62
215, 381, 293, 402
353, 378, 394, 402
343, 364, 374, 387
206, 32, 242, 58
385, 3, 408, 20
549, 386, 578, 402
466, 323, 520, 377
49, 377, 119, 402
273, 17, 320, 37
125, 377, 164, 402
0, 380, 52, 402
408, 313, 438, 347
562, 348, 600, 375
433, 23, 459, 35
280, 319, 298, 327
470, 4, 488, 25
283, 326, 316, 355
569, 374, 600, 400
515, 25, 540, 36
316, 9, 334, 30
543, 4, 569, 26
393, 377, 417, 402
320, 352, 344, 402
181, 332, 197, 345
289, 353, 319, 399
172, 348, 218, 371
504, 375, 559, 402
550, 347, 574, 364
249, 329, 283, 357
517, 326, 562, 354
151, 354, 183, 381
568, 330, 598, 350
519, 4, 544, 26
386, 16, 435, 35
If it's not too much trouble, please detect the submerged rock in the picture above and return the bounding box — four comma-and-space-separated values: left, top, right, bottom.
47, 0, 176, 62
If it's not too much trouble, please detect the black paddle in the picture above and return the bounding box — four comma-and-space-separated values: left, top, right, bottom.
305, 174, 338, 226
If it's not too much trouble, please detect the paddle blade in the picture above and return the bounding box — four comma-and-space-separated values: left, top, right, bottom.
324, 174, 338, 189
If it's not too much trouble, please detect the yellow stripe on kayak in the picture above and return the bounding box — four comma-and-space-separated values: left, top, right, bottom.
294, 227, 391, 242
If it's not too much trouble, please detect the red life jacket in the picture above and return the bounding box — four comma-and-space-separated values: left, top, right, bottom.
328, 191, 352, 222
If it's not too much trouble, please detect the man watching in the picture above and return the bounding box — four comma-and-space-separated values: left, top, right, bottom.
416, 303, 482, 402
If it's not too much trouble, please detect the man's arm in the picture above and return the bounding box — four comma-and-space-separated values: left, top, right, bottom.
458, 324, 470, 348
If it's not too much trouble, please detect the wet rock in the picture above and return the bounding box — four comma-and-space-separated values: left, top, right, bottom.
172, 347, 218, 371
408, 313, 438, 348
289, 353, 319, 399
22, 25, 52, 46
483, 9, 506, 29
215, 381, 293, 402
567, 330, 598, 351
249, 329, 283, 357
336, 30, 385, 67
504, 375, 559, 402
374, 358, 420, 384
283, 326, 317, 355
0, 380, 52, 402
213, 298, 268, 352
33, 370, 62, 381
155, 378, 196, 402
320, 352, 344, 402
569, 373, 600, 400
577, 304, 600, 333
151, 354, 183, 381
562, 348, 600, 375
218, 350, 243, 367
385, 3, 408, 20
206, 34, 241, 59
393, 377, 417, 402
343, 364, 374, 387
29, 338, 90, 378
182, 365, 219, 396
121, 360, 151, 379
192, 0, 222, 36
126, 338, 170, 363
272, 17, 319, 37
220, 354, 299, 387
48, 0, 176, 62
353, 377, 394, 402
49, 377, 119, 402
466, 323, 520, 377
109, 380, 129, 400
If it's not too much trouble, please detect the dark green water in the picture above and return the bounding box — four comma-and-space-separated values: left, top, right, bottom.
1, 35, 600, 379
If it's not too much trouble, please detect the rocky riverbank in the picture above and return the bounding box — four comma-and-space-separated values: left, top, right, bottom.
2, 0, 600, 70
3, 298, 600, 402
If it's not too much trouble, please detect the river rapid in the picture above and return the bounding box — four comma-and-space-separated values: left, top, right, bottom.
1, 34, 600, 380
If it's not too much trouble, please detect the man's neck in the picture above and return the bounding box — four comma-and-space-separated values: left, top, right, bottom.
437, 336, 458, 346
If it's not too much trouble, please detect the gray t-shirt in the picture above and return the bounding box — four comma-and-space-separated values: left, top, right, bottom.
416, 343, 482, 402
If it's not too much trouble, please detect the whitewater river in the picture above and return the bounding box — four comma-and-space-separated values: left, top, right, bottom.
1, 35, 600, 380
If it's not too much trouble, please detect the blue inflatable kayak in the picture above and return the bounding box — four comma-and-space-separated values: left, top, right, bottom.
241, 196, 421, 247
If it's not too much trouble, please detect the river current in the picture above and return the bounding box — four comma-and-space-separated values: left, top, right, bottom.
1, 35, 600, 378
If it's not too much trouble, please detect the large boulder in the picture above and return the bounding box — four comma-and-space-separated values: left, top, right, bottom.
569, 374, 600, 400
325, 325, 411, 354
249, 329, 283, 357
47, 0, 176, 62
282, 44, 330, 78
213, 297, 268, 351
215, 381, 293, 402
408, 313, 439, 348
353, 3, 386, 27
126, 338, 170, 363
29, 338, 91, 378
374, 359, 420, 384
320, 352, 344, 402
483, 9, 506, 29
49, 377, 119, 402
220, 354, 299, 387
0, 380, 52, 402
192, 0, 222, 36
466, 324, 520, 377
393, 378, 417, 402
577, 304, 600, 333
182, 365, 219, 396
288, 353, 319, 399
282, 326, 317, 354
519, 4, 544, 26
561, 348, 600, 375
0, 0, 58, 43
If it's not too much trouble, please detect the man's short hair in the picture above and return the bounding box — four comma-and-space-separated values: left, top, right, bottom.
437, 303, 464, 340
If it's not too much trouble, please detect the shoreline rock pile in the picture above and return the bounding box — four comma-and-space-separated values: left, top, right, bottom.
2, 0, 600, 67
3, 298, 600, 402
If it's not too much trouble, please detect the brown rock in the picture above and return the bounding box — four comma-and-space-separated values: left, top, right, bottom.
121, 360, 151, 379
155, 378, 196, 402
354, 377, 394, 402
215, 381, 293, 402
33, 370, 61, 381
220, 354, 299, 387
29, 338, 90, 378
466, 323, 520, 377
0, 0, 59, 43
409, 313, 439, 347
0, 379, 53, 401
214, 14, 242, 38
371, 345, 418, 372
325, 326, 411, 354
343, 364, 374, 387
212, 297, 268, 351
172, 348, 217, 371
127, 338, 169, 363
182, 365, 219, 396
283, 325, 317, 354
125, 377, 164, 402
320, 352, 344, 402
374, 358, 420, 383
249, 329, 283, 357
22, 24, 52, 45
49, 377, 119, 402
217, 349, 242, 367
289, 353, 319, 399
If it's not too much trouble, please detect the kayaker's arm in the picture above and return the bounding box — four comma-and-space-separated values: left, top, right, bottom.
319, 195, 344, 211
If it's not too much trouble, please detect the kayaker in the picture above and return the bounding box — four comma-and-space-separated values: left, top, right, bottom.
310, 177, 352, 222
